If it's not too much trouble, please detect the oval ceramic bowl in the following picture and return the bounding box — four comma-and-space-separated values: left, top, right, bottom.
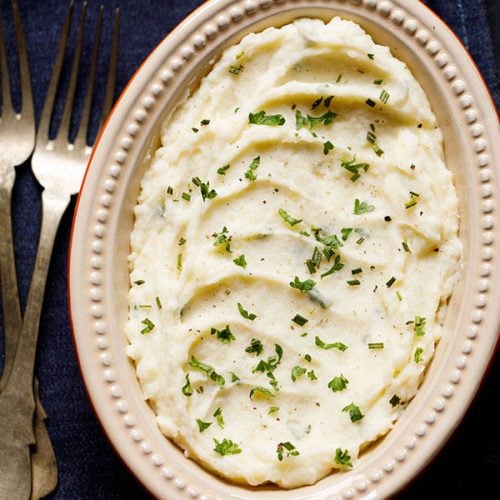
69, 0, 500, 498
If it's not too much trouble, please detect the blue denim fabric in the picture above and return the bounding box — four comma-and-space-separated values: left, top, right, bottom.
0, 1, 497, 498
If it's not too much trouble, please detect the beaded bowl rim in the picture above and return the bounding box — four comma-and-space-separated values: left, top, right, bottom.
69, 0, 499, 499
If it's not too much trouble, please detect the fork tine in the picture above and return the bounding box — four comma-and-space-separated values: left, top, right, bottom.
37, 2, 74, 143
0, 5, 13, 116
74, 6, 103, 147
58, 2, 87, 142
11, 0, 34, 121
98, 7, 119, 133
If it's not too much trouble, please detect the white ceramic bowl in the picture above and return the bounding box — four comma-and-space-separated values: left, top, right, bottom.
69, 1, 500, 498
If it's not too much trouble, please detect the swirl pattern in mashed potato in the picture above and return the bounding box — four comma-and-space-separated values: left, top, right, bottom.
126, 17, 462, 488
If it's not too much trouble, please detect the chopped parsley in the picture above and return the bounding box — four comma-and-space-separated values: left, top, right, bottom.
268, 406, 279, 415
155, 296, 162, 309
340, 156, 370, 182
334, 448, 353, 468
253, 344, 283, 375
212, 226, 232, 253
390, 395, 401, 407
324, 95, 334, 107
140, 318, 155, 335
368, 342, 384, 349
181, 192, 191, 201
213, 438, 242, 456
230, 372, 240, 383
292, 314, 308, 326
238, 302, 257, 321
380, 89, 390, 104
306, 247, 322, 274
178, 237, 186, 246
200, 119, 210, 126
245, 156, 260, 181
291, 366, 307, 382
249, 386, 274, 399
210, 325, 235, 344
229, 64, 244, 75
217, 164, 230, 175
386, 276, 396, 288
192, 177, 217, 201
278, 208, 302, 227
374, 79, 383, 85
311, 96, 323, 109
289, 276, 316, 292
248, 110, 286, 126
414, 347, 424, 363
245, 338, 264, 356
307, 370, 318, 381
315, 336, 348, 352
197, 419, 212, 432
354, 198, 375, 215
214, 407, 224, 428
277, 442, 299, 461
182, 374, 193, 396
323, 140, 334, 155
341, 227, 353, 241
295, 109, 337, 131
405, 191, 420, 209
414, 316, 426, 336
342, 403, 364, 423
233, 254, 247, 268
189, 356, 225, 387
328, 374, 349, 392
320, 255, 344, 278
347, 279, 361, 286
304, 354, 312, 362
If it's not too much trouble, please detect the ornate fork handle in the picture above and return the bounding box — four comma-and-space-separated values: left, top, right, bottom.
0, 190, 69, 499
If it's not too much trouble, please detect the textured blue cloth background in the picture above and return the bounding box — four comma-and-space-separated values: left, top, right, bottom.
0, 1, 497, 498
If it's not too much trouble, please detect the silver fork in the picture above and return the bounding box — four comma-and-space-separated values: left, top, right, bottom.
0, 2, 57, 498
0, 3, 119, 498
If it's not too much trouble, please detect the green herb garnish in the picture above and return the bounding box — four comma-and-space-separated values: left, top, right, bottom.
341, 156, 370, 182
229, 64, 244, 75
182, 374, 193, 396
414, 347, 424, 363
233, 254, 247, 268
386, 276, 396, 288
214, 407, 224, 428
306, 247, 322, 274
342, 403, 364, 422
189, 356, 225, 387
323, 140, 334, 155
134, 280, 145, 286
368, 342, 384, 349
155, 296, 162, 309
365, 98, 376, 107
197, 419, 212, 432
192, 177, 217, 201
217, 164, 230, 175
292, 314, 308, 326
268, 406, 279, 415
245, 156, 260, 181
334, 448, 353, 468
295, 109, 337, 131
238, 302, 257, 321
354, 198, 375, 215
380, 89, 390, 104
321, 255, 344, 278
315, 336, 348, 351
212, 226, 232, 253
389, 395, 401, 407
307, 370, 318, 381
213, 438, 242, 456
278, 208, 302, 227
277, 442, 299, 461
249, 386, 274, 399
210, 325, 235, 344
249, 110, 286, 126
245, 338, 263, 356
328, 374, 349, 392
291, 366, 307, 382
290, 276, 316, 292
140, 318, 155, 335
414, 316, 426, 336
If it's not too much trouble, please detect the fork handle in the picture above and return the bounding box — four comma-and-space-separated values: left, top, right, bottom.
0, 164, 22, 391
2, 190, 70, 402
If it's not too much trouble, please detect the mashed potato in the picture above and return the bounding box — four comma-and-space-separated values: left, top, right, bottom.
126, 17, 462, 488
